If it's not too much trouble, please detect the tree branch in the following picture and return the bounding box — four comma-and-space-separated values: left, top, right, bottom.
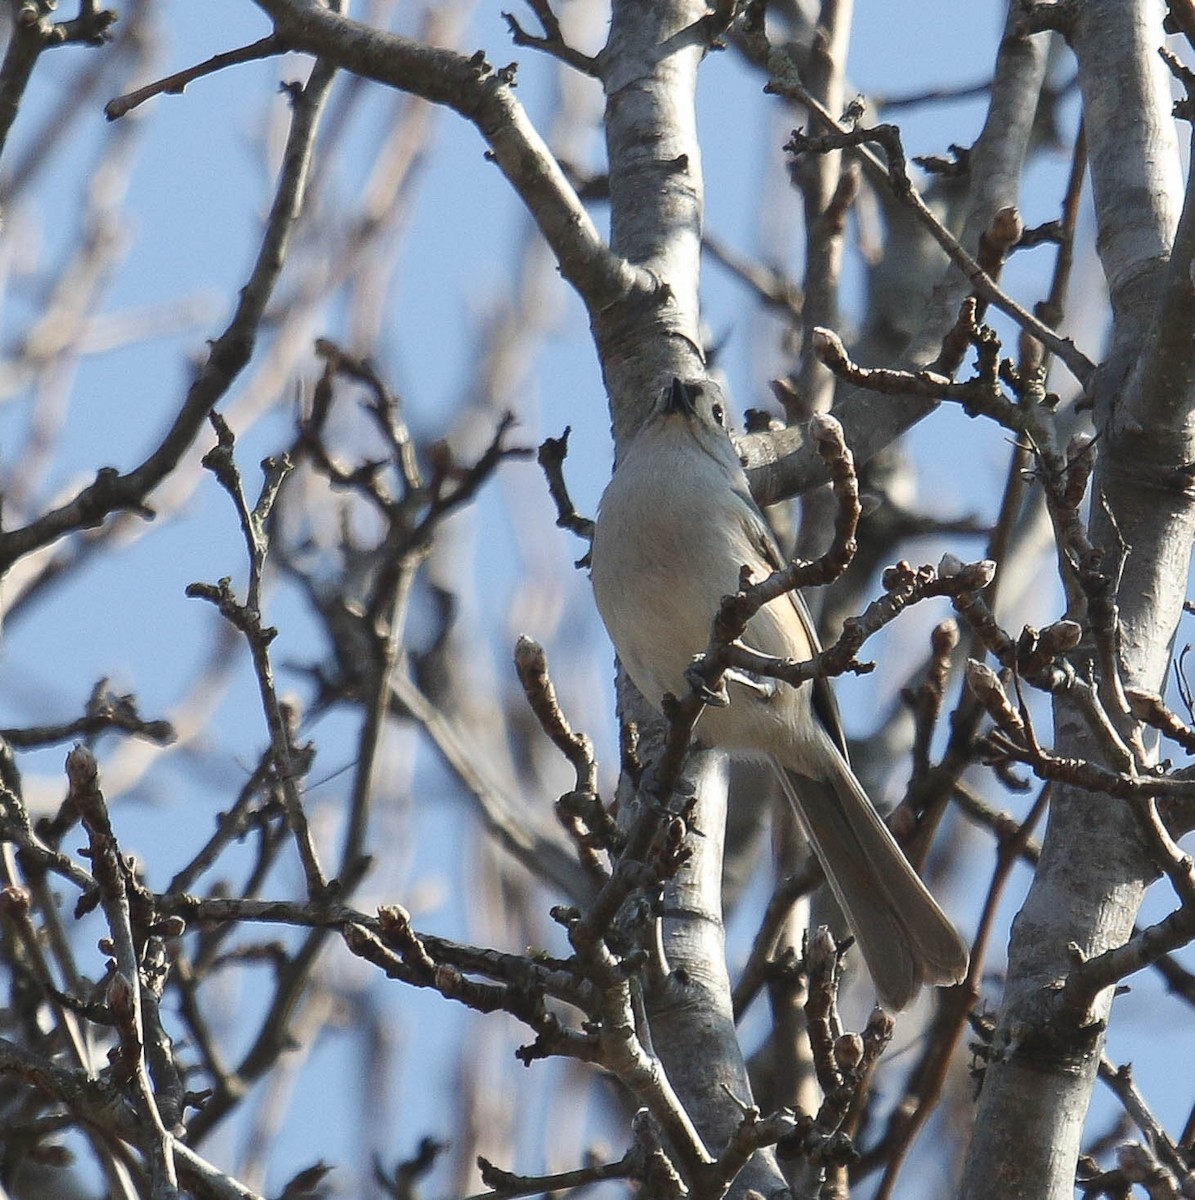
0, 49, 337, 571
249, 0, 646, 318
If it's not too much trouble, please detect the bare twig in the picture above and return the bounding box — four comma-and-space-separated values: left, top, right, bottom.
1, 683, 175, 749
67, 747, 179, 1197
1098, 1059, 1194, 1189
774, 107, 1094, 384
470, 1145, 642, 1200
0, 1035, 262, 1200
0, 50, 338, 571
513, 637, 613, 877
105, 34, 288, 120
190, 415, 326, 900
703, 233, 804, 324
0, 1, 116, 161
250, 0, 649, 316
501, 0, 599, 76
536, 429, 595, 552
391, 670, 587, 899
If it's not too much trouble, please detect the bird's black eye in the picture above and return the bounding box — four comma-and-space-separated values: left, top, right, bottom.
711, 403, 724, 426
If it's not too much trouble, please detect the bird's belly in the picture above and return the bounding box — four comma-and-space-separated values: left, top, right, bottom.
598, 560, 823, 770
600, 559, 724, 704
699, 672, 824, 775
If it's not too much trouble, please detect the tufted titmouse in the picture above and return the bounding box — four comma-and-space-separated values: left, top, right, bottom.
589, 377, 968, 1010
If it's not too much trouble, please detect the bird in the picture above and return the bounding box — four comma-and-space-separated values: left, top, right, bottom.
588, 376, 968, 1010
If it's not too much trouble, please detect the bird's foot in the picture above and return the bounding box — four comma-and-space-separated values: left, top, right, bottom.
684, 660, 730, 707
722, 665, 779, 699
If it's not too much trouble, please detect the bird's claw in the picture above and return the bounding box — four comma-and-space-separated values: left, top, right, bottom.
724, 667, 778, 699
685, 662, 730, 707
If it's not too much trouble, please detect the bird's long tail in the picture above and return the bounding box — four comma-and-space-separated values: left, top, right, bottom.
774, 757, 969, 1010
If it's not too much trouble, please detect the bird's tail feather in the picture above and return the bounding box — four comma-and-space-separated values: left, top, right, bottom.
775, 759, 968, 1010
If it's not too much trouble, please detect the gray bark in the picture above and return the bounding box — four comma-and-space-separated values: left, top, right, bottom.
599, 1, 786, 1193
596, 0, 709, 444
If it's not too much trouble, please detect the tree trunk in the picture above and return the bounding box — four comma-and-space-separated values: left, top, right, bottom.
960, 3, 1193, 1196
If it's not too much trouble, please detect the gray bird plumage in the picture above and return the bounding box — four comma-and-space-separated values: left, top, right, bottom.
589, 376, 968, 1010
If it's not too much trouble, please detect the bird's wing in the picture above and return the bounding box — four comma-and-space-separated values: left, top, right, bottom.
733, 489, 852, 763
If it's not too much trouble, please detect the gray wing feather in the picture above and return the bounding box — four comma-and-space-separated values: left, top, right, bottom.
735, 496, 850, 759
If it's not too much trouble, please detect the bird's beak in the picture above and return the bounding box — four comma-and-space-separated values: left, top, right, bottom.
664, 377, 697, 416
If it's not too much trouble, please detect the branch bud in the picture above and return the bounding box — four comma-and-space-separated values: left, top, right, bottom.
834, 1033, 864, 1070
107, 970, 135, 1021
931, 619, 960, 657
811, 326, 849, 370
965, 660, 1024, 735
1037, 619, 1083, 655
